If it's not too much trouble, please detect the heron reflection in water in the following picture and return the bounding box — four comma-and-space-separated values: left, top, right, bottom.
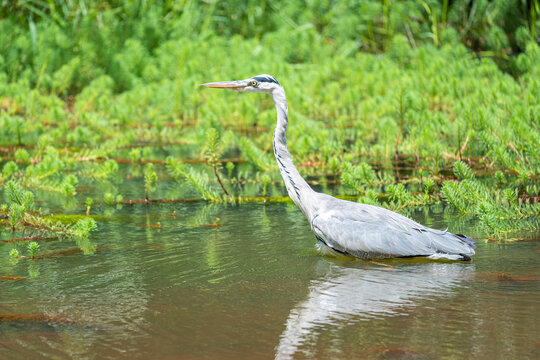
274, 261, 474, 359
202, 75, 475, 261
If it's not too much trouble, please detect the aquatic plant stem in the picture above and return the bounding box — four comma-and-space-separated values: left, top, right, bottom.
213, 163, 230, 197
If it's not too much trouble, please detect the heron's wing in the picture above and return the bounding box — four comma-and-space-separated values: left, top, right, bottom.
310, 198, 475, 259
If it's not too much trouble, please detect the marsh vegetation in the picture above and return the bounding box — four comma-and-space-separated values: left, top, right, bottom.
1, 1, 538, 251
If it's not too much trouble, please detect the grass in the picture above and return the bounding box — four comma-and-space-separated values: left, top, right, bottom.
0, 1, 539, 252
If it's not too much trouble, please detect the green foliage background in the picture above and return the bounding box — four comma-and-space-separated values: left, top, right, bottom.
0, 0, 538, 243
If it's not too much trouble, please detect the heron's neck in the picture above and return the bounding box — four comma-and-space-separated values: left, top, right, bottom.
272, 87, 315, 218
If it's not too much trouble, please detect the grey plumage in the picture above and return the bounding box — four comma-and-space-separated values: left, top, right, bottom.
311, 194, 475, 260
201, 74, 476, 261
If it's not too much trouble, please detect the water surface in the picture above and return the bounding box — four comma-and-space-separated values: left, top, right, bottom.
1, 203, 539, 359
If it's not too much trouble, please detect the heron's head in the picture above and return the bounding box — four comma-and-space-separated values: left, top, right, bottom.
201, 74, 280, 94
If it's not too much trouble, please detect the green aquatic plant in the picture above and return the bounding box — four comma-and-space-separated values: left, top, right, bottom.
8, 204, 25, 231
104, 192, 115, 206
129, 148, 142, 163
204, 128, 230, 197
14, 148, 30, 164
9, 248, 19, 258
341, 162, 378, 192
2, 181, 96, 246
4, 180, 34, 209
238, 137, 272, 172
262, 174, 271, 198
85, 197, 93, 216
8, 247, 21, 264
226, 162, 235, 180
72, 218, 98, 241
60, 174, 78, 197
90, 160, 119, 180
358, 189, 382, 206
1, 161, 19, 183
166, 157, 222, 202
339, 157, 538, 233
453, 160, 475, 181
144, 163, 158, 201
442, 162, 493, 215
442, 161, 539, 238
387, 183, 414, 208
3, 180, 34, 230
27, 241, 40, 259
0, 114, 24, 145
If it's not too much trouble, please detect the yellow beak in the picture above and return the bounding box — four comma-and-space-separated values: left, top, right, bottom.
200, 80, 247, 90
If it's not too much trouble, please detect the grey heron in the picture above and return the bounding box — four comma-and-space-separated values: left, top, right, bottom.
201, 74, 475, 261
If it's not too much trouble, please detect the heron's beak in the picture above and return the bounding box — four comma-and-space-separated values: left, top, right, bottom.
200, 80, 247, 90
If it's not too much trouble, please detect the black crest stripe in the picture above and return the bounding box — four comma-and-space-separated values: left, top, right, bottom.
253, 76, 280, 85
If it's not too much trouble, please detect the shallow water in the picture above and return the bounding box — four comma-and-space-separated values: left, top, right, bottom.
1, 202, 539, 360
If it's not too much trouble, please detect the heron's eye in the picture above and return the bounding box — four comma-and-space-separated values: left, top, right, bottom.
251, 80, 258, 87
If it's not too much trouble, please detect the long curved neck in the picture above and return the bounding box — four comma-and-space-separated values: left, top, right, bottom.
271, 87, 315, 218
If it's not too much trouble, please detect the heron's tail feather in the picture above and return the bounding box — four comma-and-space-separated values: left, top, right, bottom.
455, 233, 476, 248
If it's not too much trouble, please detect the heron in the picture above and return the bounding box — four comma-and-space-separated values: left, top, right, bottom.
201, 74, 475, 261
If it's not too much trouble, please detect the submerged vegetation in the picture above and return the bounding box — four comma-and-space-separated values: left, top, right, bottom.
0, 0, 539, 260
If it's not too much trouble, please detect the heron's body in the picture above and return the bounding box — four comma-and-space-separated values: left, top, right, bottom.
202, 74, 475, 261
311, 194, 475, 260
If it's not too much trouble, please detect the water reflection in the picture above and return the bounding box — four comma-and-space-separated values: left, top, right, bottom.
275, 261, 474, 359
